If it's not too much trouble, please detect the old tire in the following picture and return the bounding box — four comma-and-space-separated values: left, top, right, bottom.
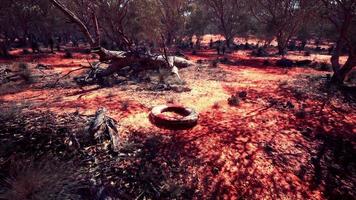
149, 105, 198, 130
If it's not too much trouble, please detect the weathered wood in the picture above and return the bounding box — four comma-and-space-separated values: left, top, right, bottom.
84, 53, 193, 85
88, 108, 120, 152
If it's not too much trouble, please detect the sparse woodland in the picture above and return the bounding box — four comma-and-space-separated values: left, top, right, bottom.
0, 0, 355, 199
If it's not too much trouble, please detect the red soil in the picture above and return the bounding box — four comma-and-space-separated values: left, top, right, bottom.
0, 49, 354, 199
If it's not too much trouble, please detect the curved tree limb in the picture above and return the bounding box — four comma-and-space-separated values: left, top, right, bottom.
50, 0, 96, 47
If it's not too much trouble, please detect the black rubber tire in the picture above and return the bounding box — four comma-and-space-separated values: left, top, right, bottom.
149, 105, 198, 130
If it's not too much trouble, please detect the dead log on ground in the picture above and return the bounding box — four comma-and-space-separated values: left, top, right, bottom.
87, 108, 120, 152
50, 0, 194, 83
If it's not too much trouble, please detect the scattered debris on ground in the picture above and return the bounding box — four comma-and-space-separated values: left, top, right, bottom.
0, 49, 355, 199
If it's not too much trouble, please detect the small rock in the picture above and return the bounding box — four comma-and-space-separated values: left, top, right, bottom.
228, 95, 240, 106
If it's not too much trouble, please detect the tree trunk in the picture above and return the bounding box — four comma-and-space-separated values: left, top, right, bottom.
330, 28, 347, 72
277, 45, 285, 55
331, 51, 356, 84
330, 42, 342, 72
329, 12, 353, 85
277, 34, 287, 55
225, 37, 231, 48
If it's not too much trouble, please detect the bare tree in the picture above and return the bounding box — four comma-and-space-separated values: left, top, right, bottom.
156, 0, 189, 46
203, 0, 245, 48
96, 0, 132, 48
321, 0, 356, 84
185, 2, 209, 38
250, 0, 317, 55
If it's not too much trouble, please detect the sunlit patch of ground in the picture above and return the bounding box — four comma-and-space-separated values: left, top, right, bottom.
0, 48, 355, 199
192, 34, 278, 46
195, 35, 338, 53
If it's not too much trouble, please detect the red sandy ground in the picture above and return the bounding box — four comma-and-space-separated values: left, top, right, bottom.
0, 48, 355, 199
193, 34, 334, 50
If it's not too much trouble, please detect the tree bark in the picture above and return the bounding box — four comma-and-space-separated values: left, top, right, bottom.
330, 14, 351, 72
277, 42, 287, 55
225, 37, 232, 48
331, 50, 356, 84
276, 32, 288, 55
329, 11, 354, 85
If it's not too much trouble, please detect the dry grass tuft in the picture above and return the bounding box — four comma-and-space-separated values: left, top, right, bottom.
0, 156, 85, 200
0, 103, 26, 123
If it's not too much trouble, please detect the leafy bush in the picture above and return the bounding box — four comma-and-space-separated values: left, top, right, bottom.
319, 62, 332, 71
251, 47, 269, 57
263, 60, 271, 66
64, 50, 73, 58
22, 49, 30, 55
276, 59, 294, 67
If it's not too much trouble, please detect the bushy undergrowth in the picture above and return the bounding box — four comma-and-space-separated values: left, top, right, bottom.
64, 50, 73, 59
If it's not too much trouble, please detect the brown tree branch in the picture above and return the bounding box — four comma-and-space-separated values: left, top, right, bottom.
50, 0, 96, 46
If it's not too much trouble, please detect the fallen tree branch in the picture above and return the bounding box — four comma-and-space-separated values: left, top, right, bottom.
87, 107, 120, 152
50, 0, 194, 83
53, 65, 91, 86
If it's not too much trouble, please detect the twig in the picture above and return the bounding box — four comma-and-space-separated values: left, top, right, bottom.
92, 11, 101, 47
135, 191, 144, 200
53, 65, 91, 86
160, 34, 171, 67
